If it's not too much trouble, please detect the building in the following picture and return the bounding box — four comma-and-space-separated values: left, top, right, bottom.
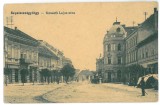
102, 20, 135, 82
77, 70, 94, 82
4, 27, 73, 84
96, 8, 158, 83
4, 26, 39, 83
38, 40, 64, 70
38, 40, 66, 82
137, 8, 158, 74
38, 43, 59, 82
124, 8, 158, 84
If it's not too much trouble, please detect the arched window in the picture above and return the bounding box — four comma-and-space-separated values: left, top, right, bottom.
117, 70, 121, 81
116, 27, 121, 32
108, 57, 111, 64
118, 56, 122, 64
108, 44, 111, 52
118, 43, 121, 51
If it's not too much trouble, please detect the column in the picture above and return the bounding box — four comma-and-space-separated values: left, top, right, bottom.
37, 70, 40, 83
18, 69, 21, 83
12, 69, 15, 83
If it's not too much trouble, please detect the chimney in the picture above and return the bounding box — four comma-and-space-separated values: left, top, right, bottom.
15, 27, 17, 30
154, 8, 157, 13
154, 8, 158, 30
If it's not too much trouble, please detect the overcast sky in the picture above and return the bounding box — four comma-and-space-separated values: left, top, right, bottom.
4, 2, 158, 70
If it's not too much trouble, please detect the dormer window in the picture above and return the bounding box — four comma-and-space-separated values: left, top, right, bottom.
116, 27, 120, 32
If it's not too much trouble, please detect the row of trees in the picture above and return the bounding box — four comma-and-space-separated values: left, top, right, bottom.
4, 64, 76, 86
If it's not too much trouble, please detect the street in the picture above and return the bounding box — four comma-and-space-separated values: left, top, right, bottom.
4, 82, 158, 103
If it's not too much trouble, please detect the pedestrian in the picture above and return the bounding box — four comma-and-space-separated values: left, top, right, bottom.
140, 77, 145, 96
56, 77, 60, 84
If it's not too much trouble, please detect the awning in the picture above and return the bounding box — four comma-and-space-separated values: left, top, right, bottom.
140, 61, 158, 68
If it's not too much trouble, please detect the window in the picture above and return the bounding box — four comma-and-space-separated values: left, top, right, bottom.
118, 57, 122, 64
33, 52, 37, 62
14, 47, 19, 59
146, 52, 148, 58
126, 55, 128, 63
116, 27, 120, 32
7, 45, 12, 58
21, 53, 27, 59
28, 51, 32, 60
129, 53, 131, 63
47, 59, 50, 67
111, 44, 116, 51
151, 49, 155, 55
111, 35, 116, 37
108, 57, 111, 64
108, 44, 111, 52
142, 53, 144, 59
118, 44, 121, 51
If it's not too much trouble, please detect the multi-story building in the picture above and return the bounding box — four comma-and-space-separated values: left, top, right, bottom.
124, 27, 139, 83
38, 43, 59, 82
102, 20, 135, 82
38, 40, 64, 70
4, 27, 72, 84
4, 26, 39, 83
96, 8, 158, 83
137, 8, 158, 75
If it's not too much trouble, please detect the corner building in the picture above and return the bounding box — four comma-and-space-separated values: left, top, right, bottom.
103, 21, 126, 82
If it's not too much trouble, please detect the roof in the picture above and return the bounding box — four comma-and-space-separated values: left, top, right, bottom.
103, 23, 127, 42
79, 70, 94, 76
137, 31, 157, 48
137, 11, 158, 43
38, 45, 59, 59
108, 24, 126, 35
4, 26, 38, 42
124, 26, 138, 37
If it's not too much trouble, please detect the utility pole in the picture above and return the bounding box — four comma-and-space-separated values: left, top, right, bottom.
6, 16, 14, 28
144, 12, 148, 21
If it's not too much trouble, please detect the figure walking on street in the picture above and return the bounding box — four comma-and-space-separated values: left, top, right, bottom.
140, 77, 145, 96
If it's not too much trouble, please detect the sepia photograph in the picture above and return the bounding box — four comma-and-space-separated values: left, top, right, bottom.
3, 1, 158, 103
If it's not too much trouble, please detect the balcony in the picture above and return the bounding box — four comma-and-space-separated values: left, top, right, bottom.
20, 58, 33, 65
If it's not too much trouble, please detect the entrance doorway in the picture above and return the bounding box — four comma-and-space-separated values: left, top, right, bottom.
15, 69, 19, 82
117, 70, 121, 82
108, 72, 111, 82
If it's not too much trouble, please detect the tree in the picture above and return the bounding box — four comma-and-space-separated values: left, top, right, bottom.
4, 68, 11, 86
40, 69, 51, 84
20, 69, 29, 86
61, 64, 75, 83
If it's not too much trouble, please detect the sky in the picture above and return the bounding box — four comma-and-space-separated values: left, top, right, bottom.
4, 2, 158, 70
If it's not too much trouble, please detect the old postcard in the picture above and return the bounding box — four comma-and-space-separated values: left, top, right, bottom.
3, 2, 158, 103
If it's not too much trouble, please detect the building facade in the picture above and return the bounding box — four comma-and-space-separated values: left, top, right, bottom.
96, 8, 158, 83
4, 27, 72, 84
137, 8, 158, 75
38, 40, 64, 70
4, 26, 39, 83
102, 21, 128, 82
